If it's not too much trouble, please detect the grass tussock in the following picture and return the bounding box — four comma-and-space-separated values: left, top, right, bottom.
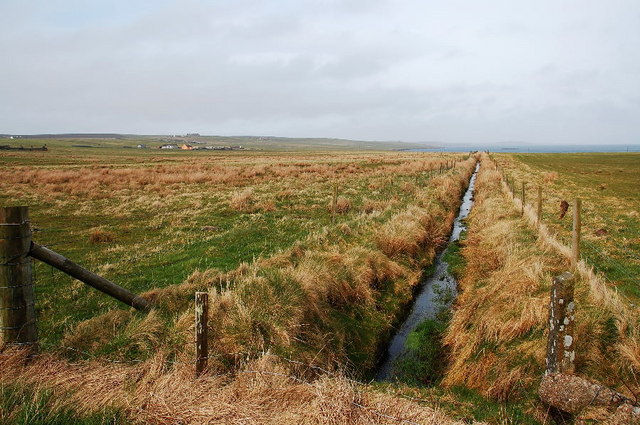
229, 188, 255, 212
328, 196, 352, 214
88, 229, 116, 244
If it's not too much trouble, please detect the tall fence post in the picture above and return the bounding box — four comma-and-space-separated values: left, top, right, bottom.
572, 199, 581, 268
546, 272, 576, 375
0, 206, 38, 349
195, 291, 209, 376
537, 186, 542, 228
521, 182, 526, 216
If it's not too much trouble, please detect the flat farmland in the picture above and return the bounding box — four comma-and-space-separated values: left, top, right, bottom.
0, 146, 470, 351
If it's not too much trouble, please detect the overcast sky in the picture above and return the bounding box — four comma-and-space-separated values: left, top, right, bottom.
1, 0, 639, 144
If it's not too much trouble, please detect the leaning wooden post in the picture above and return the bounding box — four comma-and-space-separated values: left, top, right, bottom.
521, 182, 526, 216
29, 243, 150, 311
195, 291, 209, 376
572, 199, 581, 268
536, 186, 543, 228
0, 206, 38, 349
546, 272, 576, 375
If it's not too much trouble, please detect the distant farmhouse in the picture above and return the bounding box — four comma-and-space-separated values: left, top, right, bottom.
159, 144, 179, 149
181, 144, 193, 150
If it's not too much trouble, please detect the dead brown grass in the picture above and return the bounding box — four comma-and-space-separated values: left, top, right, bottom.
229, 188, 255, 212
88, 229, 116, 244
542, 171, 558, 184
1, 153, 484, 423
328, 196, 352, 214
0, 349, 480, 425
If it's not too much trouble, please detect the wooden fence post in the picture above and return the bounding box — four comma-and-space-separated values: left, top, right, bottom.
537, 186, 542, 228
521, 182, 526, 216
195, 291, 209, 376
546, 272, 576, 375
0, 206, 38, 349
29, 243, 150, 311
572, 199, 581, 268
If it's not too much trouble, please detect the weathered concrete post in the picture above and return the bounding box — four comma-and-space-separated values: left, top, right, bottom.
0, 206, 38, 349
572, 199, 581, 268
195, 291, 209, 376
546, 272, 576, 375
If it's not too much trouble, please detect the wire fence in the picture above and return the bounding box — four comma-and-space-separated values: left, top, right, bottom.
494, 159, 640, 295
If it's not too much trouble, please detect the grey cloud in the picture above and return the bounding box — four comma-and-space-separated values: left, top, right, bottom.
1, 0, 639, 143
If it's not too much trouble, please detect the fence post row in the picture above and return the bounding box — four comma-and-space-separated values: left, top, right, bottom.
195, 291, 209, 376
0, 206, 38, 349
546, 272, 576, 375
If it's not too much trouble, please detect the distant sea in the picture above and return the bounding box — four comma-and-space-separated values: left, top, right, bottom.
407, 144, 640, 153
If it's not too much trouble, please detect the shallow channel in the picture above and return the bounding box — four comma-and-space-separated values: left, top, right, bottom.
376, 161, 481, 381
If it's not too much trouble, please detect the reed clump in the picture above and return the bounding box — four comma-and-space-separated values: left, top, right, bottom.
88, 228, 116, 244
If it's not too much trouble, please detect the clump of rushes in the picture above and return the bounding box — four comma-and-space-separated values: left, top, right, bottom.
328, 196, 351, 214
229, 188, 255, 212
88, 229, 115, 244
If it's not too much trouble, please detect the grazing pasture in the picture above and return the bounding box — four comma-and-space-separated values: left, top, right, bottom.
496, 153, 640, 300
0, 144, 469, 353
1, 142, 496, 424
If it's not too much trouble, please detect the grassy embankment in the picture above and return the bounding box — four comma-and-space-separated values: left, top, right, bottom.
426, 154, 640, 422
1, 145, 480, 423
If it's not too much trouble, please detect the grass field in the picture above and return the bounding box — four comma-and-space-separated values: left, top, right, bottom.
9, 146, 639, 423
0, 141, 470, 355
496, 153, 640, 300
1, 140, 496, 424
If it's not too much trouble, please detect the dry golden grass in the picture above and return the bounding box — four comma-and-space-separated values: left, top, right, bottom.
229, 188, 255, 212
1, 151, 484, 422
56, 156, 478, 374
328, 196, 352, 214
88, 228, 116, 243
0, 349, 483, 425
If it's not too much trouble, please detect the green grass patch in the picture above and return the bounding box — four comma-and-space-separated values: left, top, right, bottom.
502, 153, 640, 300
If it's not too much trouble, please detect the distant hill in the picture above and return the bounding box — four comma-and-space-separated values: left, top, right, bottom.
2, 134, 437, 151
11, 133, 126, 139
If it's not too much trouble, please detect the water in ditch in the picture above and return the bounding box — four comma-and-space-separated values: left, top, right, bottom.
376, 161, 480, 381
